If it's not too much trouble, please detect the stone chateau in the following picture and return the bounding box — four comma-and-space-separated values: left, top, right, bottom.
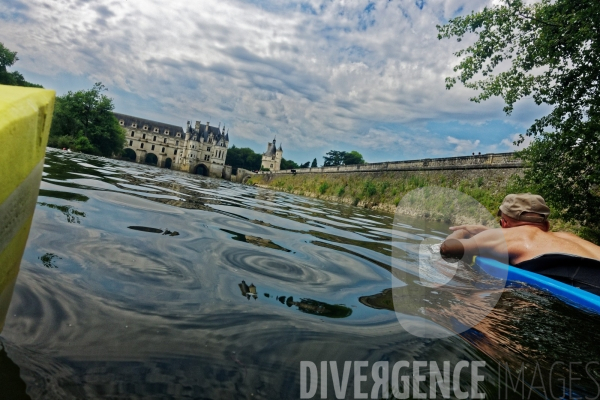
261, 138, 282, 171
115, 113, 230, 178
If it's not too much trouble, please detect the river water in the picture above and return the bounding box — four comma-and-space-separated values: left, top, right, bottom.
1, 148, 600, 399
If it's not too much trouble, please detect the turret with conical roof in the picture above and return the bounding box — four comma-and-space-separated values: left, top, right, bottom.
261, 137, 283, 171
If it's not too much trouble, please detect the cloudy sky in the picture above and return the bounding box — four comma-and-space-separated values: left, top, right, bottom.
1, 0, 543, 164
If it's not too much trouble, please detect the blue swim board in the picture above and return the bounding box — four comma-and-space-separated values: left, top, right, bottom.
476, 257, 600, 314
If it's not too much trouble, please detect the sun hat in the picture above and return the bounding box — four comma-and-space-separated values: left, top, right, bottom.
497, 193, 550, 222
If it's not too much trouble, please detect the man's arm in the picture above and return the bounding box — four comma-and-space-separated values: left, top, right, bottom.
447, 224, 491, 240
440, 228, 507, 262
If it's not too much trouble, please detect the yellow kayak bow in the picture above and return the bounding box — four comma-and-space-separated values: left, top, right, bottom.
0, 85, 54, 332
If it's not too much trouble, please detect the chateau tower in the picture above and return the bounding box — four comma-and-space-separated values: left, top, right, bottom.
261, 137, 282, 171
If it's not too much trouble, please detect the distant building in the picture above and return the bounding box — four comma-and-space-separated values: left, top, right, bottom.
261, 138, 282, 171
116, 113, 229, 178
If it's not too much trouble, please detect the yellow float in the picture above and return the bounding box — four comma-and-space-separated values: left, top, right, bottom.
0, 85, 54, 332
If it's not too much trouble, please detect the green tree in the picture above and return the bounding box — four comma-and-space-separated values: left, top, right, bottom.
49, 83, 125, 157
0, 42, 42, 87
344, 150, 365, 165
323, 150, 366, 166
438, 0, 600, 227
225, 145, 262, 173
311, 158, 318, 168
299, 161, 311, 169
280, 158, 300, 170
323, 150, 347, 166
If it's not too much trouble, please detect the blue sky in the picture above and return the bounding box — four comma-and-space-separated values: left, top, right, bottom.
1, 0, 542, 164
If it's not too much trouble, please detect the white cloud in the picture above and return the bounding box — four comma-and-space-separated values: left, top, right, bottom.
446, 136, 480, 155
499, 133, 534, 151
0, 0, 543, 161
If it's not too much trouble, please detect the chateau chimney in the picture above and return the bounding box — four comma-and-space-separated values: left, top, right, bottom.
205, 121, 210, 133
195, 121, 201, 131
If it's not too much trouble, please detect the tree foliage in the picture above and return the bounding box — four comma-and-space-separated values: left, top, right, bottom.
323, 150, 366, 166
49, 83, 125, 157
225, 146, 262, 173
311, 158, 318, 168
344, 150, 366, 165
323, 150, 345, 166
438, 0, 600, 227
0, 42, 42, 87
280, 158, 300, 170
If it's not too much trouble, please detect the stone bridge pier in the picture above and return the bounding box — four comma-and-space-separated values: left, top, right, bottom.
157, 154, 168, 168
134, 149, 147, 163
234, 168, 256, 183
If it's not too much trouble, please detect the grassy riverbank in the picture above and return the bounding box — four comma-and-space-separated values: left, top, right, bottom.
248, 170, 600, 243
249, 169, 523, 214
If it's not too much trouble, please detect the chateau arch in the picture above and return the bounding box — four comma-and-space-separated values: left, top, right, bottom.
123, 148, 136, 161
145, 153, 158, 165
194, 163, 209, 176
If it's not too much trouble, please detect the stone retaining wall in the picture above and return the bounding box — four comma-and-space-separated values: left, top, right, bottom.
259, 152, 522, 175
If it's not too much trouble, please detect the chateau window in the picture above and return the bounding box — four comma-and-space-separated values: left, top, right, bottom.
129, 140, 133, 146
204, 154, 210, 161
163, 138, 167, 143
176, 133, 181, 137
119, 120, 124, 125
154, 128, 159, 133
165, 130, 170, 135
151, 145, 155, 151
132, 123, 137, 128
270, 164, 273, 168
143, 125, 148, 130
176, 141, 179, 146
174, 149, 178, 155
130, 132, 134, 137
153, 136, 157, 141
207, 147, 211, 152
140, 143, 144, 149
162, 147, 165, 153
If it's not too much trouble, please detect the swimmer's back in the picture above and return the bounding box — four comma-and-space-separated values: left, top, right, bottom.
504, 226, 600, 264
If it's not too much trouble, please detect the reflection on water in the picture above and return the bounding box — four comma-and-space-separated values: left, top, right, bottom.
38, 253, 61, 269
127, 226, 180, 236
1, 148, 600, 398
37, 203, 86, 224
238, 281, 353, 318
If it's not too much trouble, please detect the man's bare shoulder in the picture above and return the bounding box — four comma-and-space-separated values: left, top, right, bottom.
550, 231, 600, 257
494, 225, 540, 240
551, 231, 583, 240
